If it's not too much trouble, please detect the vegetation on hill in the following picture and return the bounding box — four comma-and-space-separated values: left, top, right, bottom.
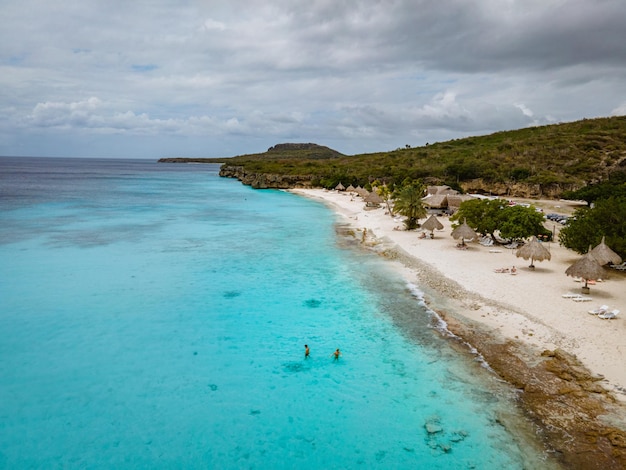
561, 170, 626, 204
558, 174, 626, 258
158, 143, 343, 165
210, 116, 626, 194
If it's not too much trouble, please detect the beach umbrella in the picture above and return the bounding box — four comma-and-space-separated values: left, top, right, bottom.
590, 236, 622, 266
515, 236, 551, 268
451, 218, 477, 246
364, 191, 383, 207
355, 186, 368, 197
335, 182, 345, 191
421, 214, 444, 237
346, 184, 356, 192
565, 247, 606, 290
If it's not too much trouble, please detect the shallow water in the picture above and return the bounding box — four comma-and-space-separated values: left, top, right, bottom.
0, 157, 552, 468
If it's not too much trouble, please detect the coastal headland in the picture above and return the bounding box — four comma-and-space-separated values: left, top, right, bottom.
292, 188, 626, 470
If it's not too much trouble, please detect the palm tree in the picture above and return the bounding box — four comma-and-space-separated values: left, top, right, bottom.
376, 184, 394, 216
393, 183, 427, 230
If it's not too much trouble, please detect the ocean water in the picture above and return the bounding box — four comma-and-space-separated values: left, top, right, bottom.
0, 157, 552, 469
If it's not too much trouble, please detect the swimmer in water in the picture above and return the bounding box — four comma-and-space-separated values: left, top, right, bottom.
332, 348, 341, 361
304, 344, 310, 359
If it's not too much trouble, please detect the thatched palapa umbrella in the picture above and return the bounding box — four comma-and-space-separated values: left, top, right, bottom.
364, 191, 384, 207
335, 182, 345, 191
355, 186, 368, 197
590, 236, 622, 266
515, 236, 551, 268
565, 246, 606, 292
451, 218, 477, 247
421, 214, 444, 237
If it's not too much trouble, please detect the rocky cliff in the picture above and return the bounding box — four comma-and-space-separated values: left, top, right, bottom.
219, 165, 315, 189
220, 165, 579, 196
460, 179, 580, 198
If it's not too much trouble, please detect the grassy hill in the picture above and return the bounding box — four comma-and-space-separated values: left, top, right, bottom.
158, 143, 343, 164
162, 116, 626, 196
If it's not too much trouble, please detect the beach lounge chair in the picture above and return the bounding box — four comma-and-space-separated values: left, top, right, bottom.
611, 262, 626, 271
562, 292, 581, 298
572, 295, 593, 302
479, 237, 494, 247
598, 309, 619, 320
588, 305, 609, 315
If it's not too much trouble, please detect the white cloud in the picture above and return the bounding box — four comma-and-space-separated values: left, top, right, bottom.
514, 104, 534, 118
26, 97, 249, 137
30, 97, 104, 128
611, 103, 626, 116
201, 18, 227, 32
2, 1, 626, 158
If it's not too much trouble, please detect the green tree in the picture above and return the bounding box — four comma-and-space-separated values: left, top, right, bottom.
559, 197, 626, 258
376, 185, 395, 216
450, 198, 506, 238
393, 183, 426, 230
498, 205, 547, 240
452, 199, 550, 241
561, 172, 626, 205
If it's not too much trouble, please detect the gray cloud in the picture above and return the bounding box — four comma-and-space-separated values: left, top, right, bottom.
1, 0, 625, 158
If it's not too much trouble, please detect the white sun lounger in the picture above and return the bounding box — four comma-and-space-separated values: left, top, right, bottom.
562, 293, 593, 301
610, 262, 626, 271
588, 305, 609, 315
479, 237, 494, 247
598, 309, 619, 320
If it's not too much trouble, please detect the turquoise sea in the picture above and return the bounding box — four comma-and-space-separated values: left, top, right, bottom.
0, 157, 555, 469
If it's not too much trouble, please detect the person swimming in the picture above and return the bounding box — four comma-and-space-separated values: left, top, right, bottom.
332, 348, 341, 361
304, 344, 310, 359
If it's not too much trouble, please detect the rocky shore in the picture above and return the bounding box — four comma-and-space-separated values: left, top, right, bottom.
395, 247, 626, 469
218, 165, 315, 189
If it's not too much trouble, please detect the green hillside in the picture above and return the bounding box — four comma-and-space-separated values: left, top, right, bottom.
233, 116, 625, 191
162, 116, 626, 195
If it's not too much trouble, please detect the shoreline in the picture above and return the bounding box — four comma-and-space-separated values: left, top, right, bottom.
291, 188, 626, 469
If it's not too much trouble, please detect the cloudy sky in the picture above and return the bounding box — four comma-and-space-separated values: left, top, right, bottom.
1, 0, 626, 159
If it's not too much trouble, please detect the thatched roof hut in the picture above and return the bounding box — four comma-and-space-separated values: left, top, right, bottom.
426, 185, 458, 196
364, 191, 383, 207
515, 236, 551, 268
451, 219, 477, 246
422, 194, 448, 209
565, 247, 606, 290
446, 194, 476, 214
421, 215, 444, 237
355, 186, 368, 197
590, 236, 622, 266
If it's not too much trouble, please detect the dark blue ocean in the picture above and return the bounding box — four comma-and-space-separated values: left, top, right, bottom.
0, 157, 554, 469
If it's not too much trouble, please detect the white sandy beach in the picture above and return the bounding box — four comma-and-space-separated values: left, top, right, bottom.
292, 188, 626, 401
